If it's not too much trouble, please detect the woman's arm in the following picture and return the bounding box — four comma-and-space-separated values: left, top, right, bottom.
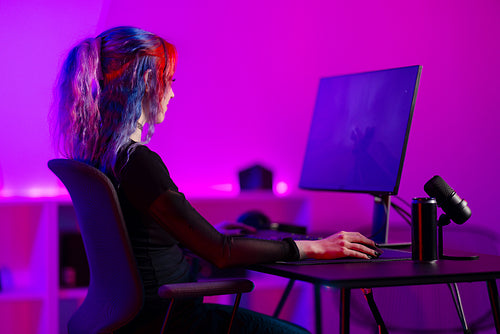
149, 191, 380, 265
117, 144, 378, 267
148, 190, 300, 267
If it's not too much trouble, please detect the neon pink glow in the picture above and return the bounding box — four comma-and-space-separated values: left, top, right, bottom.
275, 181, 289, 195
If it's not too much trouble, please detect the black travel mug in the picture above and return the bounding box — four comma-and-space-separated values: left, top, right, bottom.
411, 197, 438, 261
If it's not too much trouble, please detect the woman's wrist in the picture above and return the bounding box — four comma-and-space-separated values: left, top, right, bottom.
295, 240, 317, 259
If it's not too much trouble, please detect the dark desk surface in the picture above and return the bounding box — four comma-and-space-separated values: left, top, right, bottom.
250, 252, 500, 289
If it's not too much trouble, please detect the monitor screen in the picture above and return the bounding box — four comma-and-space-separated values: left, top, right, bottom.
299, 65, 422, 195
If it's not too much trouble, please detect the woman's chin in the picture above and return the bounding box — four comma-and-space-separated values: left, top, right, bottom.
156, 112, 166, 124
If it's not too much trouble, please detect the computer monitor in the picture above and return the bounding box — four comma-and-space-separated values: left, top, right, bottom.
299, 65, 422, 243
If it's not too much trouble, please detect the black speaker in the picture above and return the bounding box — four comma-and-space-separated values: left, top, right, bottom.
238, 164, 273, 191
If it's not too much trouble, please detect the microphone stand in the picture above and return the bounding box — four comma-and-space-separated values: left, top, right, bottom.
438, 214, 478, 261
438, 214, 450, 260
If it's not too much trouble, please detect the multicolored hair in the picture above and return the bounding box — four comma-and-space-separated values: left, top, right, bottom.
51, 26, 177, 173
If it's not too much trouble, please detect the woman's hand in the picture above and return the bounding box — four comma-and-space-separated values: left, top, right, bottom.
295, 231, 381, 260
214, 221, 257, 236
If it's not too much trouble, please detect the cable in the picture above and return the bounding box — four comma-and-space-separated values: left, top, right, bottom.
391, 203, 411, 225
361, 288, 388, 334
394, 195, 412, 208
391, 197, 412, 224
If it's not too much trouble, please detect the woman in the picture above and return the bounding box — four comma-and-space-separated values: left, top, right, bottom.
51, 26, 380, 333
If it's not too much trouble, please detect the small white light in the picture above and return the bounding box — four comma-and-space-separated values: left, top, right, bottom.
275, 181, 289, 195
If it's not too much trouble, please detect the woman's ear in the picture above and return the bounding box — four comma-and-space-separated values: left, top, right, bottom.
143, 69, 152, 92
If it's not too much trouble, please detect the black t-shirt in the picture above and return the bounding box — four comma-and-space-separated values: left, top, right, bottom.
113, 142, 300, 305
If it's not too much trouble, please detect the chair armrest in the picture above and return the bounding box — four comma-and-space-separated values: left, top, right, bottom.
158, 279, 254, 299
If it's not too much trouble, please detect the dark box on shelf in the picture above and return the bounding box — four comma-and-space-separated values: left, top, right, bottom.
238, 164, 273, 191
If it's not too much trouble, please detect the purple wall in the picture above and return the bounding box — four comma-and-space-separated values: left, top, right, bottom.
1, 1, 499, 240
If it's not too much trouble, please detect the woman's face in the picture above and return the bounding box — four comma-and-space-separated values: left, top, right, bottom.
156, 83, 174, 124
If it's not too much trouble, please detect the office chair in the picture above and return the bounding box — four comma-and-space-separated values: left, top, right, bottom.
48, 159, 254, 334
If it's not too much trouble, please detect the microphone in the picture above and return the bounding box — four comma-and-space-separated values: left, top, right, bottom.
423, 175, 471, 224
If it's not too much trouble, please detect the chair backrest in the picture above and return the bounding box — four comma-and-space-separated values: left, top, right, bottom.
48, 159, 143, 334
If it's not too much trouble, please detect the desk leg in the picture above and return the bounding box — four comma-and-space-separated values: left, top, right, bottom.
314, 284, 322, 334
487, 279, 500, 333
340, 288, 350, 334
273, 279, 295, 318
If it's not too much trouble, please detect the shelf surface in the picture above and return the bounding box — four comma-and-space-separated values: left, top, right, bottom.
0, 288, 46, 301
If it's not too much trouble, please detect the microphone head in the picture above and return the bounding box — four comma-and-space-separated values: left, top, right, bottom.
424, 175, 471, 224
424, 175, 454, 202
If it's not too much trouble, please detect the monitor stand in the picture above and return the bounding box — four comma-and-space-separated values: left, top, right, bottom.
371, 195, 390, 244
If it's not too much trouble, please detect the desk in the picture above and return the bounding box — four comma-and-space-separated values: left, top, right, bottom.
250, 253, 500, 333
